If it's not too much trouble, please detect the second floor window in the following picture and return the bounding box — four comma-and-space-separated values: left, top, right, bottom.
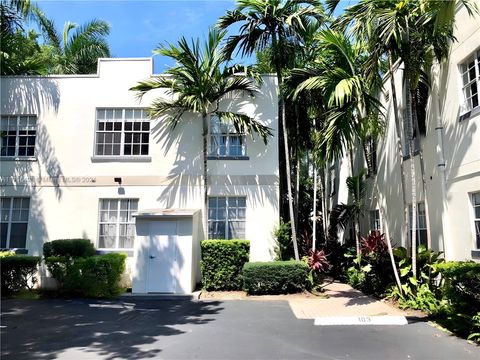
460, 49, 480, 114
1, 115, 37, 157
402, 109, 420, 156
95, 108, 149, 156
209, 116, 246, 157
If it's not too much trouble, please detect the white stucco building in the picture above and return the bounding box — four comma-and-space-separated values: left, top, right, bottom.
335, 4, 480, 261
0, 58, 280, 293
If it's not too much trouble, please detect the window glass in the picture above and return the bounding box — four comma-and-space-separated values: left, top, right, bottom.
408, 202, 428, 247
0, 197, 29, 248
209, 116, 246, 157
0, 116, 37, 157
473, 192, 480, 249
461, 50, 480, 114
95, 109, 149, 156
208, 196, 246, 239
98, 199, 137, 249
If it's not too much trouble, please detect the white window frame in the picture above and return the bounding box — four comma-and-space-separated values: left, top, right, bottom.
459, 49, 480, 115
97, 198, 138, 250
1, 197, 30, 249
408, 202, 428, 247
208, 196, 246, 239
0, 115, 37, 158
94, 108, 150, 157
369, 209, 381, 232
471, 192, 480, 250
208, 115, 247, 157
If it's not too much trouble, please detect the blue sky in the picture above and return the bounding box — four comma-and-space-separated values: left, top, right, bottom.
34, 0, 355, 73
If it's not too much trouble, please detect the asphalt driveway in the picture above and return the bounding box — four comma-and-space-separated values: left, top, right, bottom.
1, 298, 479, 360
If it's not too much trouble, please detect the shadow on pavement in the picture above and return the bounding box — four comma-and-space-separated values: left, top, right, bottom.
1, 298, 223, 360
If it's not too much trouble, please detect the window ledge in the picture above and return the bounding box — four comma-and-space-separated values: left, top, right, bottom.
0, 156, 37, 162
96, 249, 134, 257
472, 250, 480, 260
91, 156, 151, 163
207, 156, 249, 161
459, 107, 480, 122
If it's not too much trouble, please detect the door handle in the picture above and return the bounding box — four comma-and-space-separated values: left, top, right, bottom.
149, 255, 156, 259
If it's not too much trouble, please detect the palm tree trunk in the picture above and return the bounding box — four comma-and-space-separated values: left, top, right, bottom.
272, 33, 299, 261
406, 85, 418, 278
202, 114, 209, 239
312, 165, 317, 251
388, 54, 409, 250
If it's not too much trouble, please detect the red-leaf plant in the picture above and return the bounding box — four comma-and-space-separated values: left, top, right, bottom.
307, 249, 330, 273
361, 231, 388, 258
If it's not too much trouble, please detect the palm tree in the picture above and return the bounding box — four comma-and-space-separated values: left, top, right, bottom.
218, 0, 326, 260
130, 28, 272, 238
33, 8, 110, 74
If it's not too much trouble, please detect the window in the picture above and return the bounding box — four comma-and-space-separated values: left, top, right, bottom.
98, 199, 138, 249
208, 196, 246, 239
95, 108, 149, 156
402, 109, 420, 155
369, 210, 381, 232
1, 197, 30, 248
1, 115, 37, 157
472, 192, 480, 249
460, 49, 480, 114
408, 202, 428, 247
209, 116, 246, 157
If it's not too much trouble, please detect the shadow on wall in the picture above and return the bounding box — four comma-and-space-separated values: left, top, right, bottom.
0, 298, 224, 360
1, 78, 62, 263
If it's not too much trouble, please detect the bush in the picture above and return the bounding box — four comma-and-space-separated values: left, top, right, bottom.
1, 255, 41, 294
200, 240, 250, 291
45, 253, 127, 298
242, 261, 308, 295
43, 239, 95, 259
273, 220, 293, 260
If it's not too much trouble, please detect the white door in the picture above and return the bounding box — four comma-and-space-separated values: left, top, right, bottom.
146, 221, 177, 293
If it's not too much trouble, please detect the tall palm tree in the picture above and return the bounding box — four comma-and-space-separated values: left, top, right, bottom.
218, 0, 326, 260
130, 28, 272, 237
33, 8, 110, 74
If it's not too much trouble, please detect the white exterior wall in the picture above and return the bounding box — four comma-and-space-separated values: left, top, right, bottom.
0, 58, 280, 286
352, 5, 480, 261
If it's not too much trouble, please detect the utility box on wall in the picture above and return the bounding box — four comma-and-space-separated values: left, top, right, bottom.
131, 209, 201, 294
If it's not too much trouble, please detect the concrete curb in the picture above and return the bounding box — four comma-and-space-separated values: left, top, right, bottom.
314, 315, 408, 326
119, 290, 201, 301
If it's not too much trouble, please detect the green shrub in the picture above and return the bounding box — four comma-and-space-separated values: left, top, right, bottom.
45, 253, 127, 298
0, 250, 16, 258
0, 255, 41, 294
43, 239, 95, 258
242, 261, 308, 295
272, 220, 293, 260
200, 240, 250, 290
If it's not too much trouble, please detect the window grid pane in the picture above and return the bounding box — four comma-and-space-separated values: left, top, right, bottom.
461, 50, 480, 113
0, 197, 29, 248
98, 199, 137, 249
208, 196, 246, 239
473, 192, 480, 249
0, 116, 37, 157
209, 116, 246, 157
95, 109, 149, 156
408, 202, 428, 248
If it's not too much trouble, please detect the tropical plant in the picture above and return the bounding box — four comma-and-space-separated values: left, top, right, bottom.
130, 28, 272, 234
218, 0, 326, 260
33, 8, 111, 74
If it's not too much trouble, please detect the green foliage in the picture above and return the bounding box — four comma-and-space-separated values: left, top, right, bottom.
242, 261, 308, 295
388, 245, 445, 312
0, 255, 41, 294
43, 239, 96, 259
45, 253, 127, 298
345, 266, 366, 289
467, 313, 480, 343
272, 220, 293, 260
0, 250, 16, 258
200, 240, 250, 291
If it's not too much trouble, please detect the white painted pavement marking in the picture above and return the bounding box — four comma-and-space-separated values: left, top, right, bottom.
314, 316, 408, 326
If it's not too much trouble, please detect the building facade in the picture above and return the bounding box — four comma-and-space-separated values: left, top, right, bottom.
338, 4, 480, 261
0, 58, 280, 293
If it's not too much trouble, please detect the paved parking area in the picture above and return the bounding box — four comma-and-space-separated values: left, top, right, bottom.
1, 298, 479, 360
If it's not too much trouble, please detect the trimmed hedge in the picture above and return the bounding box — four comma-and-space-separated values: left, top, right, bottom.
1, 255, 41, 294
45, 253, 127, 298
43, 239, 95, 258
243, 260, 308, 295
201, 240, 250, 290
